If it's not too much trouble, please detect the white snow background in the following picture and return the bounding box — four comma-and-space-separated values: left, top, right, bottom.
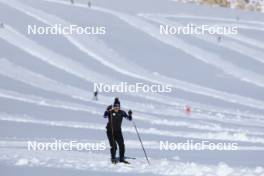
0, 0, 264, 175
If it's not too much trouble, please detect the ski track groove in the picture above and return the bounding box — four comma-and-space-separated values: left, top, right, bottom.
1, 88, 264, 136
1, 25, 263, 123
1, 113, 264, 144
2, 0, 264, 111
1, 59, 264, 133
0, 1, 262, 125
39, 0, 264, 89
139, 14, 264, 65
1, 23, 259, 121
147, 13, 264, 50
29, 0, 264, 110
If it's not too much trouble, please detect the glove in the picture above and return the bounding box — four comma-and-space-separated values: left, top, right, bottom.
107, 105, 112, 111
128, 110, 132, 116
128, 110, 132, 121
128, 115, 132, 121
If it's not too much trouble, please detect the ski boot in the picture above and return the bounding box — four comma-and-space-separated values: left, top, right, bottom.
119, 158, 130, 164
111, 158, 117, 164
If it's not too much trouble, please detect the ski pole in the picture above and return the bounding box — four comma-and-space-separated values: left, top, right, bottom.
110, 112, 116, 157
132, 120, 150, 165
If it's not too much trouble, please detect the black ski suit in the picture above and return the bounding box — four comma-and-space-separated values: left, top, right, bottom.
104, 109, 132, 160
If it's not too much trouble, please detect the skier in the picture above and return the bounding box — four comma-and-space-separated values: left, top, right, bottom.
93, 90, 98, 101
88, 1, 91, 8
103, 98, 132, 164
70, 0, 74, 4
0, 22, 4, 28
217, 35, 222, 43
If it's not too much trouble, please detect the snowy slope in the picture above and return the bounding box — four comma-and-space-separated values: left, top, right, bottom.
172, 0, 264, 12
0, 0, 264, 175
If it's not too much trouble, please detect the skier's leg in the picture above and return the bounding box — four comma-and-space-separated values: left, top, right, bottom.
116, 131, 125, 161
106, 130, 117, 159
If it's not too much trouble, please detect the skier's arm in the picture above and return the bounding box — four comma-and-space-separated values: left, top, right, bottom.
122, 110, 132, 121
103, 111, 109, 118
103, 105, 112, 118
